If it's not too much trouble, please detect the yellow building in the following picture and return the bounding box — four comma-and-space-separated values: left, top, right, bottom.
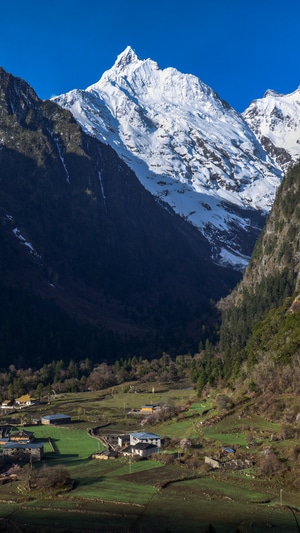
15, 394, 37, 407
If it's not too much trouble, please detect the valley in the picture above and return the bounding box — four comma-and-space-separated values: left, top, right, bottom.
1, 43, 300, 533
0, 381, 300, 532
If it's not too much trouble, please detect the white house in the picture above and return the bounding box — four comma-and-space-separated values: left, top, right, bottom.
15, 394, 38, 407
129, 431, 161, 448
132, 442, 158, 458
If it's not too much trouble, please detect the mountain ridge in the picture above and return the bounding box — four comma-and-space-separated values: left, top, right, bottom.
243, 85, 300, 173
219, 160, 300, 380
53, 46, 287, 270
0, 66, 240, 367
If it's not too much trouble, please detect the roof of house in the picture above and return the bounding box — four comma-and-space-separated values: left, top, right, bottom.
15, 394, 37, 403
122, 445, 133, 454
130, 431, 160, 440
41, 414, 71, 421
97, 449, 118, 457
133, 442, 158, 450
10, 430, 34, 438
2, 442, 43, 450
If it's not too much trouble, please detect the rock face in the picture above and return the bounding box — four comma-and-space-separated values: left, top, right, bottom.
0, 66, 240, 366
53, 46, 284, 269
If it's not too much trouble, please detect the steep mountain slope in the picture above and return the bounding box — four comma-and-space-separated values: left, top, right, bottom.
53, 46, 282, 270
219, 161, 300, 380
243, 87, 300, 173
0, 67, 240, 367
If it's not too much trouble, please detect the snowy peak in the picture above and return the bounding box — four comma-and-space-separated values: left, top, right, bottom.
263, 89, 284, 98
243, 87, 300, 172
53, 48, 283, 270
113, 45, 139, 69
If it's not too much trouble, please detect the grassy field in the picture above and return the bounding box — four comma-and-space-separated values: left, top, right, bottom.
0, 385, 300, 532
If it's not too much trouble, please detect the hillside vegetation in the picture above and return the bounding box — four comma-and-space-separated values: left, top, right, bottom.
217, 161, 300, 389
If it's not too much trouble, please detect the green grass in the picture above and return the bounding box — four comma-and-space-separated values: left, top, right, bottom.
182, 476, 271, 503
185, 399, 211, 417
1, 386, 300, 532
0, 502, 19, 518
9, 507, 136, 532
30, 381, 194, 415
23, 424, 102, 468
70, 458, 164, 503
201, 413, 282, 447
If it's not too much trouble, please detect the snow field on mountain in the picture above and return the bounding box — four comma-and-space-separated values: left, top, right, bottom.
53, 47, 300, 268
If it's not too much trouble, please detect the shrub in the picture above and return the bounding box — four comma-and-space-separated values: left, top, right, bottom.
216, 394, 233, 411
33, 465, 72, 494
258, 449, 282, 477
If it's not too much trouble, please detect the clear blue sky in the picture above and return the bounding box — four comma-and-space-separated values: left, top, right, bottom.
1, 0, 299, 111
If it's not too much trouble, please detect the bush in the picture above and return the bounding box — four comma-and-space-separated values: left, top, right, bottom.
259, 449, 282, 477
216, 394, 233, 411
33, 465, 72, 494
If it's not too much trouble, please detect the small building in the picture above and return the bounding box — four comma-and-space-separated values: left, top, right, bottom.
130, 432, 161, 448
15, 394, 38, 407
92, 450, 118, 460
117, 434, 130, 448
2, 442, 44, 463
1, 400, 14, 408
9, 430, 34, 443
132, 442, 158, 458
122, 445, 133, 456
140, 405, 156, 414
41, 414, 71, 425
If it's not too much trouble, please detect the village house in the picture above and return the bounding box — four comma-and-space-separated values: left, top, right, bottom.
41, 414, 71, 425
9, 429, 34, 443
121, 441, 159, 458
2, 442, 44, 463
117, 434, 130, 448
131, 442, 158, 458
140, 405, 156, 415
91, 450, 118, 460
129, 431, 162, 448
92, 431, 163, 461
1, 400, 14, 409
15, 394, 38, 407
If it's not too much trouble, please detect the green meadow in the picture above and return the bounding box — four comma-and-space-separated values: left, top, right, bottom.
0, 385, 300, 532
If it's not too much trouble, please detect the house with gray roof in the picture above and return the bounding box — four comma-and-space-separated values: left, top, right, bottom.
2, 442, 44, 463
132, 442, 158, 458
41, 414, 71, 425
129, 431, 161, 448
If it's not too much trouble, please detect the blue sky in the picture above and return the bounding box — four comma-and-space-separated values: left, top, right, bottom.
1, 0, 299, 111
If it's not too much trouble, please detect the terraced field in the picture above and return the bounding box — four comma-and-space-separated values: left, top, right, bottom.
0, 385, 300, 532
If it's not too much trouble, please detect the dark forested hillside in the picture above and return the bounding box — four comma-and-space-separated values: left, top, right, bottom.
0, 67, 240, 368
218, 161, 300, 384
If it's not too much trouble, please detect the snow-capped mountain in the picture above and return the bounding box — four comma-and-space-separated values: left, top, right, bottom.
1, 65, 242, 363
243, 87, 300, 173
53, 46, 283, 269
